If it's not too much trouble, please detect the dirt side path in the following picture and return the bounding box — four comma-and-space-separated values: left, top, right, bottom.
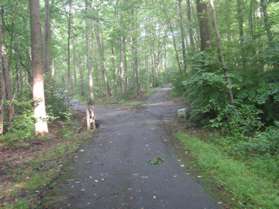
41, 87, 218, 209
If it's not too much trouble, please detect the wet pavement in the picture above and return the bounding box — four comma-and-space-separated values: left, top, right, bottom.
41, 87, 219, 209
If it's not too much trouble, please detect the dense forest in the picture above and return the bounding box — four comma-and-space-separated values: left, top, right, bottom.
0, 0, 278, 137
0, 0, 279, 208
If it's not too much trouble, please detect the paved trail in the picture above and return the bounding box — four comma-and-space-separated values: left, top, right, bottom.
42, 87, 218, 209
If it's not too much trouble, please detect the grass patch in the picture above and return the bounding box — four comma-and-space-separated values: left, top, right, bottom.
176, 132, 279, 209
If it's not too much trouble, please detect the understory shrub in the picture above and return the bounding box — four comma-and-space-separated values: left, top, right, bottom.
210, 103, 263, 136
0, 110, 34, 144
45, 78, 71, 121
0, 80, 72, 144
232, 126, 279, 156
175, 49, 279, 136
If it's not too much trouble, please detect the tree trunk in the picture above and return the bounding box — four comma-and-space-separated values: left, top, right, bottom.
177, 0, 187, 72
79, 55, 85, 97
119, 36, 127, 95
196, 0, 211, 50
209, 0, 234, 103
237, 0, 244, 45
67, 0, 73, 91
260, 0, 273, 45
0, 51, 4, 135
249, 0, 256, 40
186, 0, 195, 50
0, 8, 14, 126
161, 4, 182, 73
111, 43, 117, 91
85, 0, 96, 131
131, 9, 140, 95
0, 93, 3, 134
29, 0, 49, 135
94, 13, 111, 97
73, 51, 77, 87
237, 0, 245, 66
169, 21, 183, 74
44, 0, 51, 73
85, 0, 94, 102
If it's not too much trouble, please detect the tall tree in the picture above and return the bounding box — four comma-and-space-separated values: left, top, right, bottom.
177, 0, 187, 72
0, 8, 14, 127
186, 0, 195, 50
44, 0, 51, 73
248, 0, 256, 40
94, 10, 111, 97
119, 36, 128, 95
85, 0, 96, 130
209, 0, 234, 103
67, 0, 73, 91
236, 0, 244, 45
29, 0, 49, 135
0, 49, 4, 135
0, 8, 5, 134
131, 8, 140, 95
237, 0, 245, 66
260, 0, 273, 45
196, 0, 211, 50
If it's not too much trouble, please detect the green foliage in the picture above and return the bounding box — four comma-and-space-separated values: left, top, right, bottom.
4, 199, 29, 209
210, 103, 263, 136
264, 42, 279, 65
45, 79, 72, 121
232, 126, 279, 156
0, 99, 34, 144
2, 111, 35, 143
175, 48, 279, 136
179, 52, 229, 125
148, 156, 164, 166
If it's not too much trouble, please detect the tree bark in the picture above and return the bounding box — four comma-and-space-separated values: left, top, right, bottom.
260, 0, 273, 45
237, 0, 244, 45
0, 8, 14, 126
249, 0, 256, 40
209, 0, 234, 103
237, 0, 245, 66
119, 36, 127, 95
111, 43, 117, 91
85, 0, 96, 130
94, 14, 111, 97
67, 0, 73, 91
44, 0, 51, 73
186, 0, 195, 50
79, 54, 85, 97
0, 91, 3, 134
177, 0, 187, 72
131, 9, 140, 95
169, 20, 183, 74
85, 0, 94, 102
29, 0, 49, 135
0, 50, 4, 135
196, 0, 211, 51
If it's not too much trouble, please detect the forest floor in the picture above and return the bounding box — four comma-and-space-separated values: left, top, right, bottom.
0, 111, 92, 209
40, 86, 220, 209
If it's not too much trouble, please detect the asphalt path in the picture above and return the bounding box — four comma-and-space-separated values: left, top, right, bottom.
41, 87, 218, 209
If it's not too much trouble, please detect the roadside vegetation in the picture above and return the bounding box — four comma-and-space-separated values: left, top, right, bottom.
0, 96, 91, 208
177, 133, 279, 209
172, 1, 279, 208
